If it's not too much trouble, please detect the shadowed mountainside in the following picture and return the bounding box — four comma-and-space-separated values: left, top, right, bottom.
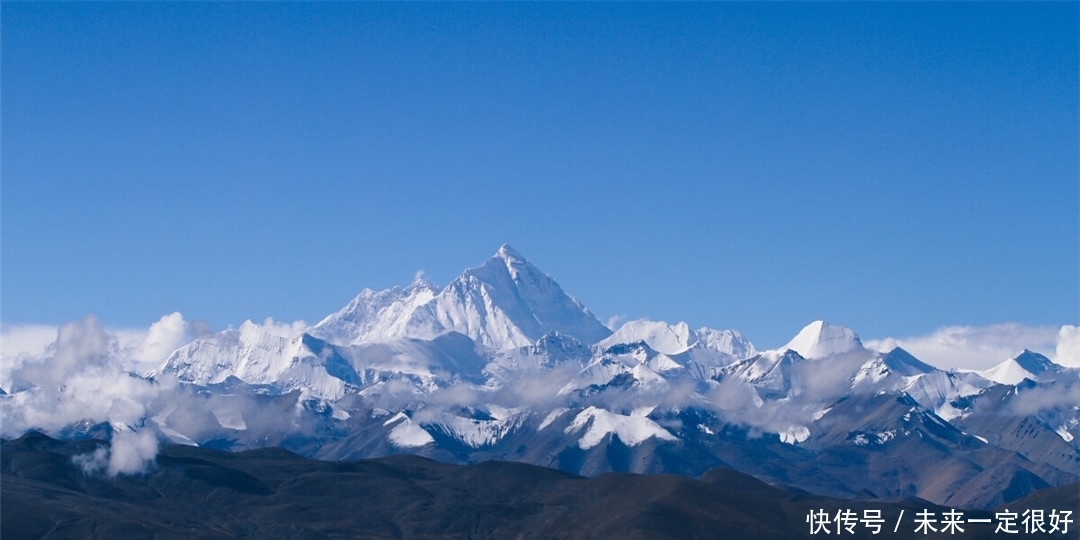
4, 433, 1075, 540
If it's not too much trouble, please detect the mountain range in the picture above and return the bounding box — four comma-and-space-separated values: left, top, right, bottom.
4, 245, 1079, 512
7, 432, 1074, 539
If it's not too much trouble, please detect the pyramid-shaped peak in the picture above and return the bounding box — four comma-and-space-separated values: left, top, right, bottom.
977, 350, 1062, 386
418, 245, 613, 349
782, 320, 863, 359
881, 347, 936, 376
1013, 349, 1060, 374
484, 244, 537, 281
1010, 349, 1054, 371
495, 243, 526, 262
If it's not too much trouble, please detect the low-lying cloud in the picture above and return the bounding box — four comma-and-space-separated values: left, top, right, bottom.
73, 429, 159, 477
4, 312, 1077, 465
865, 323, 1078, 371
1, 316, 173, 437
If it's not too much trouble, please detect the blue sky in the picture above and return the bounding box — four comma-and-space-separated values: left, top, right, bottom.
3, 2, 1077, 350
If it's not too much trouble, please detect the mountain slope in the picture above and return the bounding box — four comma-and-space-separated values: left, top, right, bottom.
7, 433, 1057, 540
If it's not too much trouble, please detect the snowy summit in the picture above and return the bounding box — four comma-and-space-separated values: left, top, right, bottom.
781, 320, 863, 359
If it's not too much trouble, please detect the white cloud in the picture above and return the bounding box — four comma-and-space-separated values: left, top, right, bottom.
137, 312, 189, 367
106, 429, 159, 476
72, 446, 110, 475
1054, 325, 1079, 368
0, 315, 179, 436
0, 313, 313, 461
1, 313, 199, 377
260, 317, 308, 339
864, 323, 1074, 371
71, 429, 158, 477
0, 323, 57, 359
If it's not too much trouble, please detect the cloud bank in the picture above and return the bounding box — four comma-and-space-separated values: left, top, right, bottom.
1, 316, 171, 437
865, 323, 1078, 371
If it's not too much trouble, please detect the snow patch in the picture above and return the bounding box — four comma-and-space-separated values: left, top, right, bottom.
428, 411, 528, 448
979, 359, 1036, 385
383, 411, 408, 426
565, 406, 677, 450
387, 415, 434, 448
539, 408, 568, 430
780, 426, 810, 444
1057, 424, 1075, 443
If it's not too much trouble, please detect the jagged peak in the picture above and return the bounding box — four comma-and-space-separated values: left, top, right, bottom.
598, 319, 697, 355
695, 327, 757, 358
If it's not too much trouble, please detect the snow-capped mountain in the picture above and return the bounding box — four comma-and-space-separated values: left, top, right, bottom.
598, 319, 756, 359
977, 349, 1065, 385
722, 349, 808, 401
8, 245, 1080, 510
308, 279, 439, 346
599, 320, 698, 355
310, 244, 611, 350
158, 321, 355, 401
781, 320, 864, 359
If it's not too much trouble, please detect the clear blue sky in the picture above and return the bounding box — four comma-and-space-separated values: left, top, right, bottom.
3, 2, 1077, 349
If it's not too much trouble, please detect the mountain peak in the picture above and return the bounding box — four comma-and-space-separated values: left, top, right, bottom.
1013, 349, 1060, 374
308, 280, 438, 345
980, 350, 1061, 385
599, 320, 697, 355
408, 272, 437, 290
782, 320, 863, 359
308, 246, 611, 350
495, 243, 525, 262
880, 347, 936, 376
427, 245, 611, 349
486, 244, 533, 281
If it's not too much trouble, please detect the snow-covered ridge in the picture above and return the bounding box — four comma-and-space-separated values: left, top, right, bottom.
309, 280, 438, 346
600, 320, 697, 355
